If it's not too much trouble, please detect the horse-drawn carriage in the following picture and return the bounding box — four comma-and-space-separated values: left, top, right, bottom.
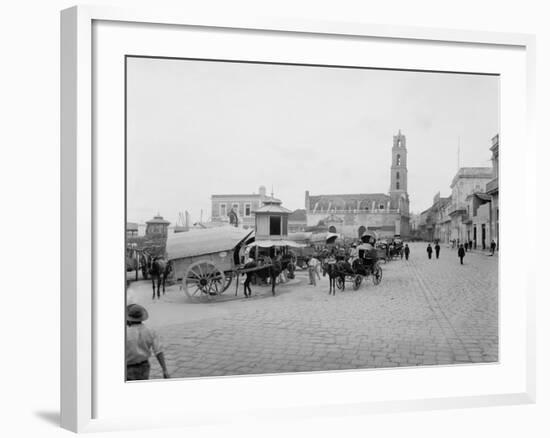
166, 227, 302, 300
166, 227, 255, 299
351, 243, 383, 285
125, 244, 151, 281
389, 238, 404, 260
322, 239, 384, 293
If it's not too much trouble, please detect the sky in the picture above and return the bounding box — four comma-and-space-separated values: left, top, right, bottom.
126, 57, 499, 225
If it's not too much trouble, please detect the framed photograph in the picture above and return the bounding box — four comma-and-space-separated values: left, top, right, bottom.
61, 5, 536, 433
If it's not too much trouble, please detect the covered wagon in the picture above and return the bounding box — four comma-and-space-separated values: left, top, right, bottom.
166, 226, 254, 298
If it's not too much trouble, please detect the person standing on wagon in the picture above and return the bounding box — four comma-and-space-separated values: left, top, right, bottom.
458, 244, 466, 265
126, 304, 170, 380
426, 243, 433, 260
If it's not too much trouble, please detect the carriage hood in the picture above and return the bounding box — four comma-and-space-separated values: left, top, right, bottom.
166, 227, 254, 260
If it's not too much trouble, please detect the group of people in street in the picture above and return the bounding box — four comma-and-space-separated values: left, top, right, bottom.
451, 238, 498, 256
425, 243, 441, 260
427, 238, 497, 265
428, 241, 465, 264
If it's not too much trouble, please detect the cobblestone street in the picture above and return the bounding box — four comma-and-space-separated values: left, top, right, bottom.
126, 243, 498, 379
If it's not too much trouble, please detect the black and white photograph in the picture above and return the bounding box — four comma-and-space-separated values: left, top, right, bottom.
124, 56, 499, 381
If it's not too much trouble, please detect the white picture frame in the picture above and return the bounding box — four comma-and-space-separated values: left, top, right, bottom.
60, 5, 536, 433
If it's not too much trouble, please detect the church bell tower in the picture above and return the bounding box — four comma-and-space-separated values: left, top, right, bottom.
389, 130, 409, 214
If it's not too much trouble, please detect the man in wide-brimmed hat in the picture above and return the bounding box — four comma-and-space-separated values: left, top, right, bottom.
126, 304, 170, 380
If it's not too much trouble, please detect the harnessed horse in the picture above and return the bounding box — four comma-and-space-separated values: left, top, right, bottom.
150, 257, 172, 300
322, 259, 354, 295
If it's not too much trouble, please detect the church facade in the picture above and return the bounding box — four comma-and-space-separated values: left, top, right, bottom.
305, 131, 411, 239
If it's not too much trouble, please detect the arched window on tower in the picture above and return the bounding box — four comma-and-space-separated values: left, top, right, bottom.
396, 154, 401, 166
396, 182, 400, 190
396, 172, 400, 180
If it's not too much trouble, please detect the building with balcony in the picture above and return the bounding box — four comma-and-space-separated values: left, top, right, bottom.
418, 192, 451, 242
304, 130, 411, 239
449, 167, 493, 243
486, 134, 499, 249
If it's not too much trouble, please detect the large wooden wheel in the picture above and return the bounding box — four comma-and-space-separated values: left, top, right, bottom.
353, 275, 362, 290
222, 271, 233, 292
183, 261, 226, 298
372, 264, 383, 285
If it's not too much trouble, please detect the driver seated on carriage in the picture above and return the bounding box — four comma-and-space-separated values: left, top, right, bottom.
357, 242, 378, 266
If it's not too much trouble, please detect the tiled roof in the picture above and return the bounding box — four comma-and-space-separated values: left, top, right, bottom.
255, 204, 292, 214
146, 215, 170, 225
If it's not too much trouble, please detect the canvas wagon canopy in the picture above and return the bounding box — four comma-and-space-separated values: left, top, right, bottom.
166, 226, 254, 260
287, 232, 313, 243
361, 230, 378, 243
310, 232, 340, 244
247, 240, 306, 248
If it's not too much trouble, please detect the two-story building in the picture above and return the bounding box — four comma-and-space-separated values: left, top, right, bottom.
448, 167, 493, 243
211, 185, 278, 229
486, 134, 499, 249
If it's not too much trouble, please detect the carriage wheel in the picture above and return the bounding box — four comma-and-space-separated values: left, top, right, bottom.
353, 275, 362, 290
183, 261, 226, 298
373, 265, 383, 285
336, 276, 345, 290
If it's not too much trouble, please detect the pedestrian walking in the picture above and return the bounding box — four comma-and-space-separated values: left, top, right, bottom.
242, 256, 255, 298
490, 239, 497, 255
404, 244, 410, 260
126, 304, 170, 380
308, 255, 320, 286
469, 240, 473, 251
435, 242, 441, 259
426, 243, 433, 259
458, 244, 465, 265
243, 271, 253, 297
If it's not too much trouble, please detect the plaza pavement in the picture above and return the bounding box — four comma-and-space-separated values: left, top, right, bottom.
126, 242, 498, 379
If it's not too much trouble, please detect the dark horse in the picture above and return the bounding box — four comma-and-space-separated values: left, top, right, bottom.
150, 257, 172, 300
322, 259, 353, 295
242, 256, 294, 297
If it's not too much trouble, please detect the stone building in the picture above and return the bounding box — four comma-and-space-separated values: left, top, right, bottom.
211, 185, 278, 229
304, 130, 410, 239
486, 134, 499, 248
417, 134, 499, 247
419, 193, 451, 242
466, 192, 492, 249
448, 167, 493, 243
